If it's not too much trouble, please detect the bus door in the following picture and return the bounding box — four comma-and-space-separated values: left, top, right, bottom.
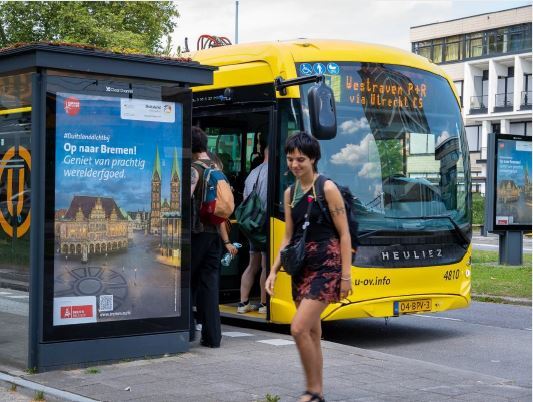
193, 108, 272, 310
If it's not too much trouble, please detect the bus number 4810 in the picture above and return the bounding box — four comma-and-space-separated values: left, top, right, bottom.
443, 269, 460, 281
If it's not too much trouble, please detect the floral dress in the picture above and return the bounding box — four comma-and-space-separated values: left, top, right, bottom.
289, 185, 342, 304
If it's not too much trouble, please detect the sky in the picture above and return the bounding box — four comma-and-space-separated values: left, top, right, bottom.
171, 0, 531, 52
55, 94, 183, 212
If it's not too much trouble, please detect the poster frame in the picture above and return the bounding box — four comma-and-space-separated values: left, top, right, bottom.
41, 74, 192, 343
488, 133, 532, 233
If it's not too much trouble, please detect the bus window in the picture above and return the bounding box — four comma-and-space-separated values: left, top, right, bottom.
277, 100, 303, 214
245, 133, 254, 172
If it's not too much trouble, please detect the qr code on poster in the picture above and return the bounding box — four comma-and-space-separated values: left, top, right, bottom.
99, 295, 114, 312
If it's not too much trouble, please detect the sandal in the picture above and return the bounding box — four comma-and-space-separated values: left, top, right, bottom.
300, 390, 325, 402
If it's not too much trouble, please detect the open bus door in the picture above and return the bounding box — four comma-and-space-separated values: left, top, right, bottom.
193, 107, 273, 321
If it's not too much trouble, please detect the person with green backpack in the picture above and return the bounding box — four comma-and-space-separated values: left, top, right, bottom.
236, 145, 268, 314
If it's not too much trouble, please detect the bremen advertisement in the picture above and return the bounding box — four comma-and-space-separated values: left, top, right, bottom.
53, 93, 183, 326
495, 138, 532, 227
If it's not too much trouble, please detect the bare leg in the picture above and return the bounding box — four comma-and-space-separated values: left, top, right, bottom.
291, 298, 327, 401
240, 252, 261, 303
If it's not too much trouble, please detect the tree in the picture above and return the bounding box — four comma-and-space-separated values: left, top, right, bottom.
376, 139, 404, 177
0, 1, 179, 54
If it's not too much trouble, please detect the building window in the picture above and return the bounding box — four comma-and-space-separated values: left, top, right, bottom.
488, 28, 505, 54
444, 35, 462, 62
414, 41, 432, 60
510, 122, 529, 136
470, 72, 488, 113
413, 23, 532, 64
508, 23, 532, 52
522, 73, 532, 109
527, 122, 532, 137
495, 67, 514, 110
465, 125, 481, 151
432, 38, 443, 63
466, 32, 483, 58
482, 70, 489, 101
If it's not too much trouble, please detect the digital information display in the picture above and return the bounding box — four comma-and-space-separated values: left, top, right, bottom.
494, 135, 532, 231
53, 92, 183, 326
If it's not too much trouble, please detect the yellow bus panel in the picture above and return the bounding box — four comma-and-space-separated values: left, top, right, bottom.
270, 217, 471, 324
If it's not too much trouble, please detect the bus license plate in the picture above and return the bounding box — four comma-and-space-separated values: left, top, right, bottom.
394, 299, 432, 315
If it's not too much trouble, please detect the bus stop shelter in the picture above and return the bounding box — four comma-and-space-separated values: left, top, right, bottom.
0, 43, 214, 371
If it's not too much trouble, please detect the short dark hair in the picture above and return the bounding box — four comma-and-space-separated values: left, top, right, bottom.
284, 131, 321, 171
192, 126, 208, 153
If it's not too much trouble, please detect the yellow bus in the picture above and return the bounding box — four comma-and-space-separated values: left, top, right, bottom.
190, 39, 472, 324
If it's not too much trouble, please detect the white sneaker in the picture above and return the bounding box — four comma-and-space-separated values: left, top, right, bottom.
237, 302, 257, 314
257, 303, 267, 314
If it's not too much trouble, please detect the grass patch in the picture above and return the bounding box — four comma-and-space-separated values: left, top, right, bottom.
472, 250, 532, 299
257, 394, 280, 402
0, 236, 30, 266
85, 367, 100, 374
9, 383, 17, 392
34, 390, 45, 401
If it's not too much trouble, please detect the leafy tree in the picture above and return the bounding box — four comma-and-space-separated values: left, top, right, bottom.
0, 1, 179, 54
376, 139, 404, 177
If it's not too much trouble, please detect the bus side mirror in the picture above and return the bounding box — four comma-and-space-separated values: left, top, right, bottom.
308, 81, 337, 140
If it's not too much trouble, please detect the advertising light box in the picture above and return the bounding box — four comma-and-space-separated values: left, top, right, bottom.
493, 134, 532, 231
44, 77, 190, 341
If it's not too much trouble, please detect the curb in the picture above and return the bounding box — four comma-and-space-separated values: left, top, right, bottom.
0, 371, 97, 402
472, 293, 532, 306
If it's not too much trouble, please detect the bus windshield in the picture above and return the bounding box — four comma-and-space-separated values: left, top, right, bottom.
298, 62, 471, 244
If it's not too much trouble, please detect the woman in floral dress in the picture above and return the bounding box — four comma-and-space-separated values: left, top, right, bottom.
266, 132, 352, 402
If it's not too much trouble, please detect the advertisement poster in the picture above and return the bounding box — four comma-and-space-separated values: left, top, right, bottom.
53, 92, 183, 326
495, 138, 532, 226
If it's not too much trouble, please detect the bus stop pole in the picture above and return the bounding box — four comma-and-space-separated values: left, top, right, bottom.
498, 231, 523, 265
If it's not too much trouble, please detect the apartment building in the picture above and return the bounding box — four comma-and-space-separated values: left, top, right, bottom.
410, 5, 532, 193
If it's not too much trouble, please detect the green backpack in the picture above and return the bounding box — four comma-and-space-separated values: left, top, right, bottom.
235, 171, 267, 248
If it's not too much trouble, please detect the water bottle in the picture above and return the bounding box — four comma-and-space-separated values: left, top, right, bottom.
221, 242, 242, 266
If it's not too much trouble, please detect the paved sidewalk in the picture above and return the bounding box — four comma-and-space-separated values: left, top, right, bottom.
1, 324, 531, 402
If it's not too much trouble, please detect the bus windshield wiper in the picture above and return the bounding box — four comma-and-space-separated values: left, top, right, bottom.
385, 215, 470, 250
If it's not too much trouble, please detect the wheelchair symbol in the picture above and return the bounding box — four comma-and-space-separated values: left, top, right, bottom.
300, 63, 313, 76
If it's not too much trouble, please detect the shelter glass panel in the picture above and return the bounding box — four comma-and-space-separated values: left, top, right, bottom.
0, 72, 32, 369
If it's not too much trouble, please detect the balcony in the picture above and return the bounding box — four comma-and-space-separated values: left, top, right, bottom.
469, 95, 488, 114
521, 91, 532, 110
494, 92, 514, 112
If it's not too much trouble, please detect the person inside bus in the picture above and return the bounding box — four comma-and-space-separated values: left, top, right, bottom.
237, 144, 269, 314
190, 126, 237, 348
265, 132, 352, 402
250, 131, 265, 170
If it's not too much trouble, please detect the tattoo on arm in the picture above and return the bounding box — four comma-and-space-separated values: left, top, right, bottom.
191, 168, 199, 194
330, 206, 346, 217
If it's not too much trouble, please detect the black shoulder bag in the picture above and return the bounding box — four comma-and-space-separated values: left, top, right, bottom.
280, 186, 315, 276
